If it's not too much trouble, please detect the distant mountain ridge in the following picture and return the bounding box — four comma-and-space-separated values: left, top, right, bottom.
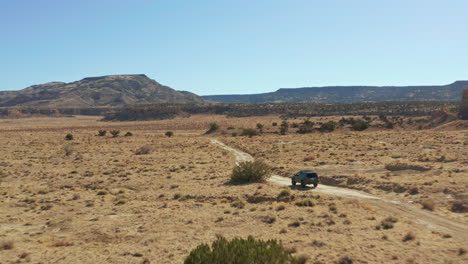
203, 81, 468, 103
0, 74, 209, 108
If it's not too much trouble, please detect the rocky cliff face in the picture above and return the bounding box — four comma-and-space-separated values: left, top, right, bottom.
0, 74, 209, 108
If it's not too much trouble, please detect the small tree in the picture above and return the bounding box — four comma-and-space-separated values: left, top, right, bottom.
98, 130, 107, 136
351, 119, 369, 131
165, 131, 174, 137
110, 130, 120, 137
65, 134, 74, 140
205, 123, 219, 134
231, 160, 271, 183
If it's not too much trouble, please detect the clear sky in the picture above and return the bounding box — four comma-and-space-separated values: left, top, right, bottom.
1, 0, 467, 95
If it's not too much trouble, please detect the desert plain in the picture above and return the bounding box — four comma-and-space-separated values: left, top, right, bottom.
0, 115, 467, 264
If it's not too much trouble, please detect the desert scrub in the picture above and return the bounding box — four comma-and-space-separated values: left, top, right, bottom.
124, 131, 133, 136
184, 236, 299, 264
421, 199, 435, 211
97, 130, 107, 136
231, 198, 246, 209
110, 130, 120, 137
0, 240, 14, 250
241, 128, 258, 138
165, 131, 174, 137
385, 162, 430, 171
135, 144, 154, 155
377, 216, 398, 230
277, 189, 292, 202
230, 160, 271, 183
295, 199, 314, 207
205, 122, 219, 134
64, 133, 74, 140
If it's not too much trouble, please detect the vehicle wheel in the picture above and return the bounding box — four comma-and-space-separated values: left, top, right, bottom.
292, 179, 296, 186
301, 181, 306, 188
313, 183, 318, 188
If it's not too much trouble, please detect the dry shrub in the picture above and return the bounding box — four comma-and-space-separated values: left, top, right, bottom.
0, 240, 14, 250
135, 145, 154, 155
337, 256, 353, 264
402, 232, 416, 242
63, 144, 74, 156
449, 200, 467, 213
295, 199, 314, 207
421, 199, 435, 211
303, 155, 315, 161
231, 198, 246, 209
277, 189, 291, 202
385, 162, 430, 171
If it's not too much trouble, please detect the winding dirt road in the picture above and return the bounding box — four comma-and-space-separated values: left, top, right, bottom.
211, 138, 468, 240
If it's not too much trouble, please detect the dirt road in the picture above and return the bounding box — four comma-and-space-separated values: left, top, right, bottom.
211, 138, 468, 240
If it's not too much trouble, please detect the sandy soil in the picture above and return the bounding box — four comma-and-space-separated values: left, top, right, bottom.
0, 115, 467, 264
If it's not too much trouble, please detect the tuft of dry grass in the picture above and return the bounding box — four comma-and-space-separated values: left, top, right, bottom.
402, 232, 416, 242
0, 240, 14, 250
135, 144, 154, 155
421, 199, 436, 211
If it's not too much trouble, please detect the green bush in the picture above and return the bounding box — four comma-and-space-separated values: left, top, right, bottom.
231, 160, 271, 183
351, 119, 369, 131
65, 133, 74, 140
165, 131, 174, 137
319, 121, 337, 132
297, 120, 314, 134
124, 132, 133, 137
98, 130, 107, 136
206, 123, 219, 134
184, 236, 300, 264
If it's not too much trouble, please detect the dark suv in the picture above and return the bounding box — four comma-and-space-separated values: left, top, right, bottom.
291, 170, 320, 187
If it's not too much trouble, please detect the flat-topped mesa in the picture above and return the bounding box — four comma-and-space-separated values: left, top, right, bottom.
80, 74, 149, 82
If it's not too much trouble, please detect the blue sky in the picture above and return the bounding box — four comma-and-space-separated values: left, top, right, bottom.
1, 0, 467, 95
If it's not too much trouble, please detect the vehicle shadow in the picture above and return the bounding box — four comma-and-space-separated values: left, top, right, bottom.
289, 185, 316, 191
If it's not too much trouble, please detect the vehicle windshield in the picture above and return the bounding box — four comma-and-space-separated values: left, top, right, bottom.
306, 173, 318, 178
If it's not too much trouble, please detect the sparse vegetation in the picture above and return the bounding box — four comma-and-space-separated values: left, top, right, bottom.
230, 160, 271, 183
165, 131, 174, 137
65, 133, 74, 140
385, 162, 431, 171
98, 130, 107, 136
124, 131, 133, 136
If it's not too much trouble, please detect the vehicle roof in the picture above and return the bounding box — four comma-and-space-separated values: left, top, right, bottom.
299, 170, 317, 173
